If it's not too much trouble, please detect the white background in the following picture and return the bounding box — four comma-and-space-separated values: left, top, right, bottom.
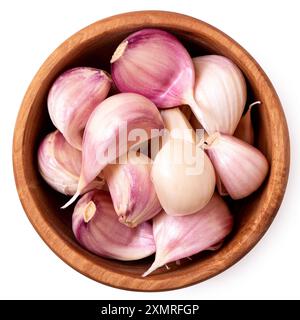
0, 0, 299, 300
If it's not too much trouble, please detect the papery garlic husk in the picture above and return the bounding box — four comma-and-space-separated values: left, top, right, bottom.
192, 55, 247, 135
62, 93, 164, 208
111, 29, 196, 109
205, 132, 269, 199
48, 67, 112, 150
151, 108, 215, 216
143, 193, 233, 276
103, 151, 162, 227
72, 190, 156, 260
234, 101, 261, 145
38, 130, 103, 195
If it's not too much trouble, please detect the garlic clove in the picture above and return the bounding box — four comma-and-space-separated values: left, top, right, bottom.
152, 138, 216, 216
111, 29, 195, 109
151, 108, 215, 216
143, 193, 233, 276
62, 93, 164, 208
205, 132, 269, 199
48, 67, 112, 150
191, 55, 247, 135
234, 101, 261, 145
103, 151, 162, 227
38, 130, 103, 195
72, 190, 156, 261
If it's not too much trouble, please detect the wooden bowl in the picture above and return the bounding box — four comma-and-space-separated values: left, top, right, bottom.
13, 11, 290, 291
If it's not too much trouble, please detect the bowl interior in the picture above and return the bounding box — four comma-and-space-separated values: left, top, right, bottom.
15, 12, 288, 290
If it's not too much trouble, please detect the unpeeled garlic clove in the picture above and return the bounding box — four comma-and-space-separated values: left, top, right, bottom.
143, 193, 233, 276
111, 29, 195, 109
103, 151, 162, 227
38, 130, 103, 195
234, 101, 261, 145
192, 55, 247, 135
48, 67, 112, 150
62, 93, 164, 208
205, 132, 269, 199
151, 108, 215, 216
72, 190, 156, 260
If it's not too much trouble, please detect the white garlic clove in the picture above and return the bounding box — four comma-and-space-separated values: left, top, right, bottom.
48, 67, 112, 150
72, 190, 156, 261
235, 101, 261, 145
151, 138, 216, 216
192, 55, 247, 135
62, 93, 164, 208
103, 151, 162, 227
205, 132, 269, 199
151, 108, 215, 216
143, 193, 233, 276
38, 130, 103, 195
111, 29, 195, 109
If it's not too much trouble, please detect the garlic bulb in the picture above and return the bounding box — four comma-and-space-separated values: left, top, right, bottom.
62, 93, 164, 208
48, 67, 112, 150
143, 193, 233, 276
151, 108, 215, 216
235, 101, 261, 145
111, 29, 195, 109
192, 55, 247, 135
103, 151, 162, 227
205, 132, 269, 199
72, 190, 156, 260
38, 130, 103, 195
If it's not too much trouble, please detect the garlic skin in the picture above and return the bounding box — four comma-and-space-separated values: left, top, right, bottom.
205, 133, 269, 199
48, 67, 112, 150
103, 151, 162, 227
111, 29, 195, 109
235, 101, 260, 145
152, 108, 215, 216
72, 191, 156, 261
38, 131, 103, 195
192, 55, 247, 135
62, 93, 164, 208
143, 193, 233, 276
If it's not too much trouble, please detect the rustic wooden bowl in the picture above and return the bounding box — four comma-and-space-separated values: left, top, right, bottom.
13, 11, 290, 291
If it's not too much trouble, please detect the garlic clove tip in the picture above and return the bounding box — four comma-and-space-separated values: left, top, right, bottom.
111, 41, 128, 63
61, 190, 80, 209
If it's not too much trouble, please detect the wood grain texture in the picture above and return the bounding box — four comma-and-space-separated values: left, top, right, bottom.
13, 11, 290, 291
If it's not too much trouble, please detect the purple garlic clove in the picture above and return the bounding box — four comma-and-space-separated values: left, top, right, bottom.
48, 67, 112, 150
103, 151, 162, 227
143, 193, 233, 276
72, 190, 156, 261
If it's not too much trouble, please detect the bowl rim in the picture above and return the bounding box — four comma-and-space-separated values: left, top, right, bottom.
13, 10, 290, 291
